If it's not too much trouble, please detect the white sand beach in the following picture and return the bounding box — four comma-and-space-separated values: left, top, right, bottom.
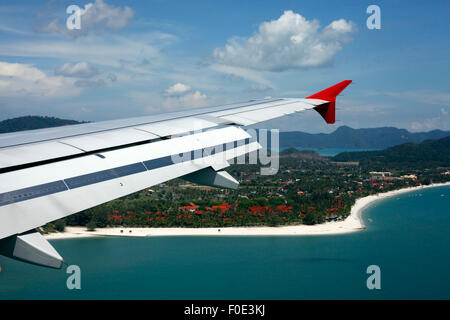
45, 182, 450, 240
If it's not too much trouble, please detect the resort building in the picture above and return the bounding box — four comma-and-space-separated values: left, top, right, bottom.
401, 174, 418, 180
369, 171, 392, 179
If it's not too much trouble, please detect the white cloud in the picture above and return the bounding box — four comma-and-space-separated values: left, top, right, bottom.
162, 91, 209, 110
0, 61, 81, 99
326, 19, 354, 33
211, 10, 355, 72
41, 0, 134, 37
410, 108, 450, 131
54, 61, 118, 88
165, 83, 191, 96
411, 118, 446, 131
55, 61, 98, 78
0, 32, 172, 74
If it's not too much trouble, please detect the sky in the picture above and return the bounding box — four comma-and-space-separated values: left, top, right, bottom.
0, 0, 449, 133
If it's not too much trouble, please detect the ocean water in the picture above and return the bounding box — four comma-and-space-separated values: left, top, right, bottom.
0, 186, 449, 299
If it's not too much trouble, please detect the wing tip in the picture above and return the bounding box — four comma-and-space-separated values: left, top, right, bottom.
306, 80, 352, 101
307, 80, 352, 124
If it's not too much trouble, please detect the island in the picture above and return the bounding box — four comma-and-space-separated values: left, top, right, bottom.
43, 136, 450, 238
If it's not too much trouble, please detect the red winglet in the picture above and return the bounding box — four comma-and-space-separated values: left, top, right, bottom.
306, 80, 352, 124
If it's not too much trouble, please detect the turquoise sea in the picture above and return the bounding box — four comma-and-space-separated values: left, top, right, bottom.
0, 186, 449, 299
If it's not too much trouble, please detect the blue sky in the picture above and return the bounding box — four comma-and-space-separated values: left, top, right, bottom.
0, 0, 449, 132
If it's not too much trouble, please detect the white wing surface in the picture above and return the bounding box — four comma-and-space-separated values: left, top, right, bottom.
0, 80, 351, 268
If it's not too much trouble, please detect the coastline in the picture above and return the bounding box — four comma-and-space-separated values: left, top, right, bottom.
45, 182, 450, 240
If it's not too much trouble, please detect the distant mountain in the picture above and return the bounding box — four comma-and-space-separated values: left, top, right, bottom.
332, 136, 450, 168
279, 126, 450, 149
0, 116, 85, 133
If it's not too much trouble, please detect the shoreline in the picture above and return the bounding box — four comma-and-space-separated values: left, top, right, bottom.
45, 182, 450, 240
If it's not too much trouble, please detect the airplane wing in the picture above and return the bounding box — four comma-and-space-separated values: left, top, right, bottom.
0, 80, 351, 268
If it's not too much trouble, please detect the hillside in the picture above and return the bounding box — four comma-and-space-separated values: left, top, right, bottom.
279, 147, 323, 160
332, 136, 450, 168
280, 126, 450, 149
0, 116, 85, 133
